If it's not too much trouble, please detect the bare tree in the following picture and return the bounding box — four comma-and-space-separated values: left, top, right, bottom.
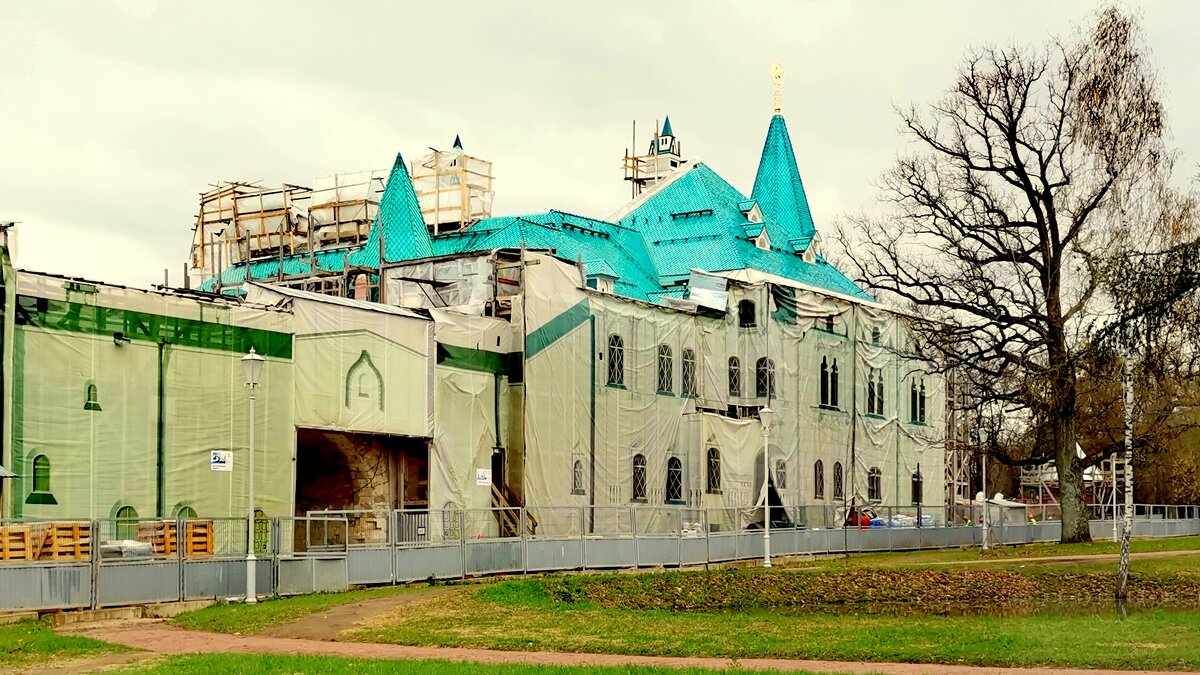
838, 7, 1173, 542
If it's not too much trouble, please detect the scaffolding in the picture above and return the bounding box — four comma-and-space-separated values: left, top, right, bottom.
622, 120, 686, 198
410, 145, 494, 235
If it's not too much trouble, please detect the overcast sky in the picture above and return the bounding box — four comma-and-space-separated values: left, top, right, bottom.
3, 1, 1198, 288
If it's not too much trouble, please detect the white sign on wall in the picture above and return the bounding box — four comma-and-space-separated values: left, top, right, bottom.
210, 450, 233, 472
475, 468, 492, 486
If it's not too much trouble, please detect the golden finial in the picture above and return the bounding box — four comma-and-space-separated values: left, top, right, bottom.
771, 62, 784, 114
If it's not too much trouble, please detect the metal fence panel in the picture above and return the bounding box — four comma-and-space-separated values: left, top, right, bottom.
182, 559, 270, 600
707, 532, 737, 562
96, 561, 179, 607
680, 536, 707, 565
0, 563, 91, 611
395, 544, 461, 582
347, 548, 393, 585
583, 537, 635, 569
277, 556, 348, 595
464, 539, 523, 575
527, 539, 583, 572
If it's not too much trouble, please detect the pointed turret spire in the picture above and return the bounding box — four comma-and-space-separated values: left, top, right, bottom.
353, 151, 432, 265
661, 116, 674, 138
452, 134, 463, 150
751, 114, 816, 242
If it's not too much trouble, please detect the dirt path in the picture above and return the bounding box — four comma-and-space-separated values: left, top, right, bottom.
58, 620, 1196, 675
259, 586, 460, 641
903, 549, 1200, 567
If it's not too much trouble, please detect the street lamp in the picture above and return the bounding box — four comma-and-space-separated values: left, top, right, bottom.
241, 346, 264, 604
758, 406, 776, 568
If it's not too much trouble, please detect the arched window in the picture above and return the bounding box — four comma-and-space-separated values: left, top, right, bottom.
32, 455, 50, 493
814, 460, 825, 500
911, 470, 923, 505
738, 299, 756, 327
868, 467, 883, 502
825, 315, 835, 332
84, 382, 101, 411
115, 505, 138, 540
175, 505, 197, 519
833, 462, 844, 500
657, 345, 673, 394
632, 454, 647, 501
607, 335, 624, 386
775, 458, 787, 489
572, 460, 585, 495
666, 457, 683, 503
918, 380, 927, 423
867, 370, 878, 415
681, 348, 697, 397
254, 508, 269, 554
830, 359, 840, 408
819, 357, 829, 406
728, 357, 741, 397
706, 448, 722, 493
755, 357, 775, 398
910, 380, 918, 423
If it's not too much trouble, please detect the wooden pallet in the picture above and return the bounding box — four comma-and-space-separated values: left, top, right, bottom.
183, 521, 213, 557
0, 522, 90, 561
135, 520, 214, 557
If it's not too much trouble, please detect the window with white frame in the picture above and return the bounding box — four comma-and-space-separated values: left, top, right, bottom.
706, 448, 722, 493
755, 357, 775, 398
607, 334, 625, 386
632, 453, 647, 501
775, 458, 787, 489
728, 357, 741, 397
681, 348, 697, 397
666, 457, 684, 503
814, 460, 825, 500
657, 344, 673, 394
868, 466, 882, 502
833, 461, 844, 500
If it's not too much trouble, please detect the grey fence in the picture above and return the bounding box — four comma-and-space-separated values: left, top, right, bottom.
2, 505, 1198, 614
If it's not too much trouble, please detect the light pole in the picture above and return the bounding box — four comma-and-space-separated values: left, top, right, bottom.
241, 347, 264, 604
758, 406, 776, 568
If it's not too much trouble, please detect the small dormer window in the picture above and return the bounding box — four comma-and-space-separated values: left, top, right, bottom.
588, 276, 615, 293
746, 205, 763, 223
803, 248, 816, 264
755, 231, 770, 250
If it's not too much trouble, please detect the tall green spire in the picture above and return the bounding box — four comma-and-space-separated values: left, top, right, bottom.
351, 151, 432, 266
661, 116, 674, 138
751, 114, 816, 241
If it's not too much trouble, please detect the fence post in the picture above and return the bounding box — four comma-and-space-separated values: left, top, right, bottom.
90, 519, 101, 610
458, 510, 466, 580
176, 517, 185, 603
677, 508, 684, 567
520, 508, 529, 576
579, 506, 587, 571
631, 506, 639, 569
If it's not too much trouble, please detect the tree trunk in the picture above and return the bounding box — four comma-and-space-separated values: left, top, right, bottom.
1054, 388, 1093, 543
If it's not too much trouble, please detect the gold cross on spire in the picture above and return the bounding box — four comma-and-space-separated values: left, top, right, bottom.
771, 62, 785, 114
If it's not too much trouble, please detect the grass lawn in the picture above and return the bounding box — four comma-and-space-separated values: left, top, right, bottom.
173, 584, 429, 634
0, 619, 123, 667
120, 654, 834, 674
348, 573, 1200, 671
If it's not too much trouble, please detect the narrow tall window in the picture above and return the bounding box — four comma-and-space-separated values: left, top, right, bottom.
706, 448, 722, 493
871, 328, 881, 345
32, 455, 50, 493
755, 357, 775, 398
681, 348, 697, 397
867, 370, 877, 414
738, 299, 756, 327
911, 470, 923, 505
833, 462, 844, 500
825, 315, 834, 332
918, 380, 927, 423
814, 460, 825, 500
657, 345, 673, 394
572, 460, 585, 495
728, 357, 741, 397
819, 357, 829, 406
632, 454, 647, 501
830, 359, 840, 408
868, 467, 882, 502
607, 334, 624, 386
84, 382, 101, 411
876, 372, 885, 415
775, 459, 787, 489
910, 380, 918, 423
666, 457, 683, 503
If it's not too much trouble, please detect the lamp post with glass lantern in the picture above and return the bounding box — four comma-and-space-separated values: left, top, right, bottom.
758, 406, 776, 568
241, 347, 264, 604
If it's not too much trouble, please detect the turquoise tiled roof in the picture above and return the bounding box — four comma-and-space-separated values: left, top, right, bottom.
206, 113, 870, 303
752, 114, 817, 242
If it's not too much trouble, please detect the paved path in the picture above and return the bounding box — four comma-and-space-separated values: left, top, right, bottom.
59, 620, 1198, 675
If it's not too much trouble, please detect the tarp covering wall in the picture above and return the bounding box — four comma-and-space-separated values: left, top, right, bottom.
9, 273, 295, 521
247, 283, 432, 438
522, 256, 945, 536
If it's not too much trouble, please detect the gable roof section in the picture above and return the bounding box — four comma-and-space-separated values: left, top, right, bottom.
752, 114, 817, 242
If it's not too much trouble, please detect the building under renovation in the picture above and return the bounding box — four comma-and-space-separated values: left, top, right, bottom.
0, 84, 947, 540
